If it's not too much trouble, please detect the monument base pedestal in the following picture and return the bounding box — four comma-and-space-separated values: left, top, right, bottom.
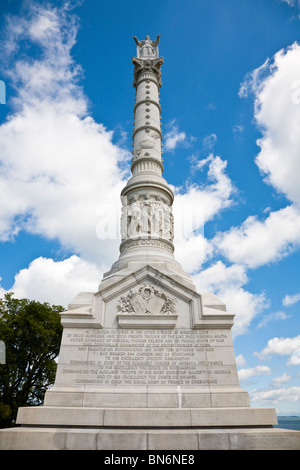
1, 266, 299, 450
1, 425, 300, 450
1, 405, 300, 449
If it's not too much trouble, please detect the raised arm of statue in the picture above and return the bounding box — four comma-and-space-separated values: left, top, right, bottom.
133, 36, 140, 46
154, 34, 161, 46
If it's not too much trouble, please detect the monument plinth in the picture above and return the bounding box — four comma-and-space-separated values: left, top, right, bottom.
1, 35, 299, 450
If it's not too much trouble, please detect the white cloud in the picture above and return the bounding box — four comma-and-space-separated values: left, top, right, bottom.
2, 255, 102, 307
250, 386, 300, 405
174, 155, 236, 233
232, 124, 244, 134
282, 292, 300, 306
257, 311, 291, 329
287, 350, 300, 365
255, 335, 300, 361
236, 354, 246, 367
271, 373, 291, 387
172, 154, 236, 273
221, 287, 269, 337
193, 261, 269, 337
214, 205, 300, 269
241, 42, 300, 207
280, 0, 300, 12
238, 58, 270, 99
193, 261, 248, 293
207, 42, 300, 338
164, 121, 186, 151
174, 235, 213, 274
0, 3, 129, 269
232, 44, 300, 281
235, 354, 246, 367
201, 133, 217, 152
238, 365, 271, 381
194, 154, 214, 170
281, 0, 295, 6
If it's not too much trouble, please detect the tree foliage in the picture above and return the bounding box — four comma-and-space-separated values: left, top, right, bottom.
0, 293, 63, 428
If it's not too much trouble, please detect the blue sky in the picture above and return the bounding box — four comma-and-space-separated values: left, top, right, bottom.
0, 0, 300, 414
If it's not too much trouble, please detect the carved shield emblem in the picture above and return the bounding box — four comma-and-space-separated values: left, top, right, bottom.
117, 283, 176, 316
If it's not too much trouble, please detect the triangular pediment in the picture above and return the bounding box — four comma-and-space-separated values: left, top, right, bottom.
97, 264, 199, 303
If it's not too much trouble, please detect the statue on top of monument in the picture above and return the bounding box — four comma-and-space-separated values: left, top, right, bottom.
133, 34, 161, 59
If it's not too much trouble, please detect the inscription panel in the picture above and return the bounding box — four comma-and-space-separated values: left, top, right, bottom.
57, 329, 238, 387
229, 432, 300, 450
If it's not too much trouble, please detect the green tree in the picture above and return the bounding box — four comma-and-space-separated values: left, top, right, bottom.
0, 293, 63, 428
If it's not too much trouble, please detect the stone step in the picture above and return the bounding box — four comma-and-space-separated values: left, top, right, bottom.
16, 405, 277, 428
1, 426, 300, 450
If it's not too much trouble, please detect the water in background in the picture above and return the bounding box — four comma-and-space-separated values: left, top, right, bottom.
275, 416, 300, 431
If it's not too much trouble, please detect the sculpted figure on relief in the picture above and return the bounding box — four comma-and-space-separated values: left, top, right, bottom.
122, 193, 174, 241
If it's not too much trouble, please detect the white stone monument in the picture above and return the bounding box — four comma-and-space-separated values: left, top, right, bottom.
1, 35, 299, 450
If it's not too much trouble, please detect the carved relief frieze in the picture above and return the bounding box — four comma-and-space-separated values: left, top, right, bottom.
117, 283, 177, 316
120, 192, 174, 241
